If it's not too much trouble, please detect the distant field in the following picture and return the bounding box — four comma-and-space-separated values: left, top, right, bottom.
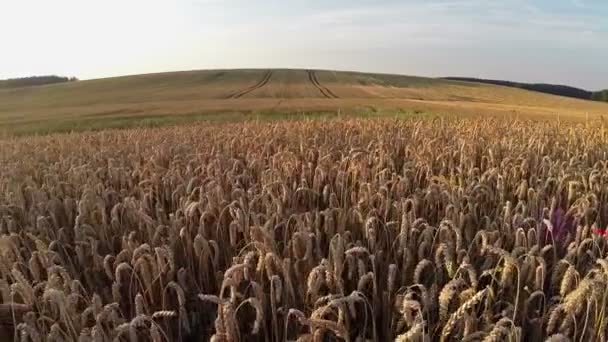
1, 69, 607, 135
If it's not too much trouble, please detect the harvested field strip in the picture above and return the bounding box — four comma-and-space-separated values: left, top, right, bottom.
226, 70, 273, 99
308, 70, 339, 98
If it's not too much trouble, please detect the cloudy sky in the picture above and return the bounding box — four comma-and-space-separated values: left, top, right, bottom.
1, 0, 607, 89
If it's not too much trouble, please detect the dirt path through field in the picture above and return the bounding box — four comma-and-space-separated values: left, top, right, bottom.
307, 70, 339, 98
226, 70, 273, 99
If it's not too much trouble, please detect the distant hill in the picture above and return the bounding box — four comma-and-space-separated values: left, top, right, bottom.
0, 75, 77, 89
444, 77, 607, 103
2, 68, 608, 136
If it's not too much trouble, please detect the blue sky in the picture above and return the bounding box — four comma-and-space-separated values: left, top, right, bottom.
1, 0, 607, 89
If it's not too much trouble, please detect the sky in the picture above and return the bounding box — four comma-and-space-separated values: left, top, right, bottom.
1, 0, 607, 90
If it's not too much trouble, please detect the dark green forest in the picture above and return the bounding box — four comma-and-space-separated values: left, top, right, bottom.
592, 90, 608, 102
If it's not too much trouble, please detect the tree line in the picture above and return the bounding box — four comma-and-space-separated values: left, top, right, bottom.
0, 75, 78, 88
444, 77, 608, 103
592, 90, 608, 102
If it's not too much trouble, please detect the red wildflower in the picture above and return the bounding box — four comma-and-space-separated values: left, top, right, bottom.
593, 226, 608, 236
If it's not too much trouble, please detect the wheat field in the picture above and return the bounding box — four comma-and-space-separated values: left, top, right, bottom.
1, 117, 608, 341
2, 69, 608, 136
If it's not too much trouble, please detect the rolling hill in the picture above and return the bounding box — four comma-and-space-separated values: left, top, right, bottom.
1, 69, 607, 135
444, 77, 607, 103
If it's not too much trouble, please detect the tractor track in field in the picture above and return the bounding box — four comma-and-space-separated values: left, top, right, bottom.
226, 70, 273, 99
307, 70, 339, 99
